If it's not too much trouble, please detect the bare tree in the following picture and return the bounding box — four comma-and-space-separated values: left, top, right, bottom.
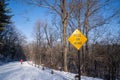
68, 0, 120, 75
32, 20, 44, 66
21, 0, 76, 71
44, 24, 53, 67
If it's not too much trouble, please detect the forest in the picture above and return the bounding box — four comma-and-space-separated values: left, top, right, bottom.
0, 0, 120, 80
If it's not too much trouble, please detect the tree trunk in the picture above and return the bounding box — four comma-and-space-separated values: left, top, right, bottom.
63, 19, 68, 71
61, 0, 68, 72
83, 0, 90, 74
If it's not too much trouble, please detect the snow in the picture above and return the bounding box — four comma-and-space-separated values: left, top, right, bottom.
0, 61, 103, 80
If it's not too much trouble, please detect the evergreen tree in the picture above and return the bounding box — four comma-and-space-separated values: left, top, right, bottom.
0, 0, 11, 32
0, 0, 12, 57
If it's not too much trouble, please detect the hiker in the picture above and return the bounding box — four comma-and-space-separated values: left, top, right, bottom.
20, 59, 23, 64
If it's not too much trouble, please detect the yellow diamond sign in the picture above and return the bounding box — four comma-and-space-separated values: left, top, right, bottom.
68, 29, 87, 50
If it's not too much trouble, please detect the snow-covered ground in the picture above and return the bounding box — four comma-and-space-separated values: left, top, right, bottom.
0, 61, 102, 80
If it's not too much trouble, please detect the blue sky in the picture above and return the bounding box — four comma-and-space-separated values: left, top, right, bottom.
7, 0, 120, 43
8, 0, 51, 42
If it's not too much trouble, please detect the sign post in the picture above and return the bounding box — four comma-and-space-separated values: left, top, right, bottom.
78, 50, 81, 80
68, 29, 87, 80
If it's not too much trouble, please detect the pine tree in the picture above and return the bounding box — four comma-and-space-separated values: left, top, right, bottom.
0, 0, 11, 32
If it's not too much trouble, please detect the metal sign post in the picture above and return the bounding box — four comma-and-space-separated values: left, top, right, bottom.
78, 50, 81, 80
68, 29, 87, 80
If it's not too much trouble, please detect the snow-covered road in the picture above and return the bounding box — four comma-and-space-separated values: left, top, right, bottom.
0, 62, 67, 80
0, 61, 102, 80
